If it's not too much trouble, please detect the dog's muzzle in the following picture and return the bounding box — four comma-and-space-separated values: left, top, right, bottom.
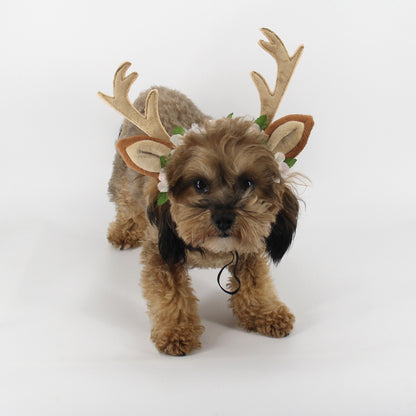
211, 211, 235, 234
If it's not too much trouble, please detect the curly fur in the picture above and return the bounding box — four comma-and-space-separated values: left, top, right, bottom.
108, 87, 299, 356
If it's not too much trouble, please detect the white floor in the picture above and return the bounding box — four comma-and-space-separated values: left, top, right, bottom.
2, 199, 415, 415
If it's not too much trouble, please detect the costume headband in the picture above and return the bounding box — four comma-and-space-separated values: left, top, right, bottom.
98, 28, 314, 179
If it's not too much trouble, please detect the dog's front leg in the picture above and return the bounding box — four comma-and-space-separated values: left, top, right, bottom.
140, 243, 204, 356
228, 253, 295, 338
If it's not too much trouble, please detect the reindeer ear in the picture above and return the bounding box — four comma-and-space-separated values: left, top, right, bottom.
265, 114, 314, 158
116, 135, 174, 178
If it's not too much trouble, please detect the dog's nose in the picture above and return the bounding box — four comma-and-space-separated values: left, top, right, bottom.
212, 212, 235, 232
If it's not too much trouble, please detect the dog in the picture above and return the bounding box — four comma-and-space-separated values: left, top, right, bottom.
99, 28, 314, 355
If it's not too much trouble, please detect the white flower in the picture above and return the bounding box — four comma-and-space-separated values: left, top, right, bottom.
275, 152, 291, 180
157, 168, 169, 192
170, 134, 184, 147
189, 123, 206, 135
275, 152, 285, 163
246, 124, 261, 135
278, 161, 291, 179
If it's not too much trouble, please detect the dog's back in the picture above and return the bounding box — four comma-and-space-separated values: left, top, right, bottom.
119, 87, 208, 141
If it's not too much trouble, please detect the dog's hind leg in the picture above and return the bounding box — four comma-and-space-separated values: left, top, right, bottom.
107, 153, 147, 250
228, 253, 295, 338
140, 242, 204, 356
107, 206, 146, 250
107, 178, 147, 250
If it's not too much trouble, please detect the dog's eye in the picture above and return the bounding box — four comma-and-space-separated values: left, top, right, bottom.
241, 178, 255, 190
194, 179, 209, 194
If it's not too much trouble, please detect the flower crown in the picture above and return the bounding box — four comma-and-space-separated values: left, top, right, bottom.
156, 116, 299, 205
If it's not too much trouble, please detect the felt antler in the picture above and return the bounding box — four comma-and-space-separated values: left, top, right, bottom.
252, 28, 304, 124
98, 63, 173, 177
98, 62, 170, 141
252, 28, 314, 159
98, 62, 169, 141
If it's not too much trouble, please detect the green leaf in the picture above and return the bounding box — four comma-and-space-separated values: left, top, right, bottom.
172, 126, 185, 135
160, 155, 168, 168
284, 158, 297, 168
254, 115, 268, 130
226, 112, 234, 119
157, 192, 169, 206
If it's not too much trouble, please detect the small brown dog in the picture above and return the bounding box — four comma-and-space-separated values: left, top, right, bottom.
99, 28, 313, 356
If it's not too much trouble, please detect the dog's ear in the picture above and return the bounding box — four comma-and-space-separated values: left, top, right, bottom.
266, 187, 299, 263
116, 135, 173, 178
265, 114, 314, 159
147, 200, 187, 266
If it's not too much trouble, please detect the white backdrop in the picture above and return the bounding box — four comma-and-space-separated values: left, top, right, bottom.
1, 0, 416, 414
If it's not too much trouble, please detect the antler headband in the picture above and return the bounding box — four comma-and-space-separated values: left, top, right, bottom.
98, 28, 314, 177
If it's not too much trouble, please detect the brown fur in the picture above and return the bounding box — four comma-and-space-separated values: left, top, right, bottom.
228, 253, 294, 337
108, 87, 299, 356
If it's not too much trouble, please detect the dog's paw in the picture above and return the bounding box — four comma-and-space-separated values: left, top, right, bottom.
240, 304, 295, 338
107, 221, 142, 250
151, 325, 204, 356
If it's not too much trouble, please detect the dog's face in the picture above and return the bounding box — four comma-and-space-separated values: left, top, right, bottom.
166, 118, 283, 254
143, 118, 300, 266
